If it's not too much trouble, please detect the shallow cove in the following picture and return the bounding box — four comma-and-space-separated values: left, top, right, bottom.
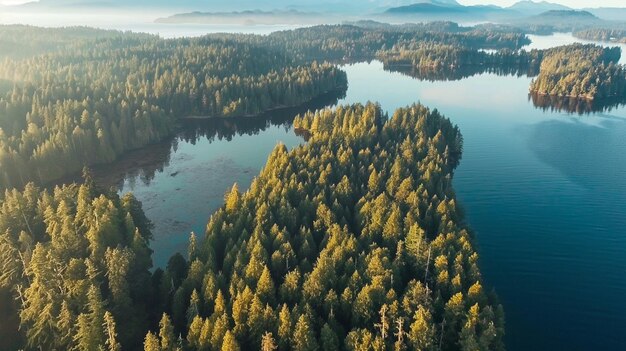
87, 33, 626, 351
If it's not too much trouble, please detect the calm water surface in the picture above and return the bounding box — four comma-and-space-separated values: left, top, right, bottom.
88, 32, 626, 351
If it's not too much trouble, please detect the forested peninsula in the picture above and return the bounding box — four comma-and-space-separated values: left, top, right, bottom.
0, 103, 504, 351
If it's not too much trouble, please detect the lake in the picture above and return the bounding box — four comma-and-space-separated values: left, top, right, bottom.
83, 31, 626, 351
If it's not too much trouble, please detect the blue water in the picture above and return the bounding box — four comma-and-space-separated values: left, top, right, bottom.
92, 33, 626, 350
337, 61, 626, 351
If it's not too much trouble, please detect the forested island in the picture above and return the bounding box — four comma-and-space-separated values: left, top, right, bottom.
372, 39, 626, 103
0, 103, 505, 351
574, 29, 626, 43
530, 44, 626, 100
377, 44, 542, 79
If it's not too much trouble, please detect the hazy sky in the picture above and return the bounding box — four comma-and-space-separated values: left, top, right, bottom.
1, 0, 29, 4
458, 0, 625, 7
0, 0, 624, 7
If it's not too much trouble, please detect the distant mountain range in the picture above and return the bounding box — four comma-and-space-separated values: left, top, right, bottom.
379, 1, 626, 22
383, 1, 507, 18
531, 9, 598, 20
5, 0, 626, 24
508, 1, 570, 15
155, 10, 336, 25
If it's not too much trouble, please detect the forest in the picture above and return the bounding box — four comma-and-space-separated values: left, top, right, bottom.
574, 29, 626, 43
377, 44, 542, 74
0, 24, 535, 191
0, 103, 505, 351
372, 39, 626, 102
529, 44, 626, 100
0, 23, 541, 351
0, 27, 347, 190
216, 24, 530, 63
162, 102, 504, 351
0, 174, 157, 350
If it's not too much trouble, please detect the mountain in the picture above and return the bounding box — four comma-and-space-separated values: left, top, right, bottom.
508, 1, 571, 16
385, 3, 464, 14
531, 10, 599, 21
509, 10, 604, 31
382, 1, 508, 20
155, 10, 336, 25
414, 0, 460, 6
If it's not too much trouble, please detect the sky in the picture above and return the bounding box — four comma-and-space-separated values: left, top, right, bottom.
0, 0, 625, 7
458, 0, 625, 7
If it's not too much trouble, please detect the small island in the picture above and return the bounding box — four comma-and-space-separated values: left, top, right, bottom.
530, 44, 626, 100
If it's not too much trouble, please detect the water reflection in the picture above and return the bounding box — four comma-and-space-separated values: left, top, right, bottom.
528, 116, 626, 189
529, 93, 626, 115
90, 88, 346, 189
383, 63, 539, 82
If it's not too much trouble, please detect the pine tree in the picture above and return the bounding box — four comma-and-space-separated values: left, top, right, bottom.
144, 332, 162, 351
409, 306, 434, 351
103, 311, 122, 351
187, 289, 201, 324
261, 332, 278, 351
225, 184, 241, 213
188, 232, 198, 261
278, 304, 292, 350
292, 314, 318, 351
158, 314, 176, 351
187, 316, 204, 349
257, 265, 276, 304
222, 330, 241, 351
320, 323, 339, 351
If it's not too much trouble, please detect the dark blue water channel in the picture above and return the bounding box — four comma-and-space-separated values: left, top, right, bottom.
92, 34, 626, 351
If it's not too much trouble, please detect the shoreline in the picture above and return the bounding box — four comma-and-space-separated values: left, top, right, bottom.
38, 87, 348, 191
181, 86, 346, 121
529, 90, 597, 101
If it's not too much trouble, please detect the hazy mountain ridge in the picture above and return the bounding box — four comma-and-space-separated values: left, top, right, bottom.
515, 9, 603, 27
379, 1, 626, 23
508, 1, 571, 15
155, 10, 337, 25
7, 0, 626, 29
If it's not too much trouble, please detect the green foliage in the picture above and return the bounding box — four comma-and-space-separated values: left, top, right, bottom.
574, 29, 626, 43
0, 180, 155, 350
0, 27, 347, 189
230, 25, 529, 62
0, 24, 516, 351
161, 103, 503, 350
530, 44, 626, 100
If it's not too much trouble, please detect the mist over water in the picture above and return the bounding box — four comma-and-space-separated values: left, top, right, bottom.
0, 11, 307, 37
526, 33, 626, 64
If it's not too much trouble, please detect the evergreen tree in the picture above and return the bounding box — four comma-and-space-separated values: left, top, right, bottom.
292, 314, 319, 351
